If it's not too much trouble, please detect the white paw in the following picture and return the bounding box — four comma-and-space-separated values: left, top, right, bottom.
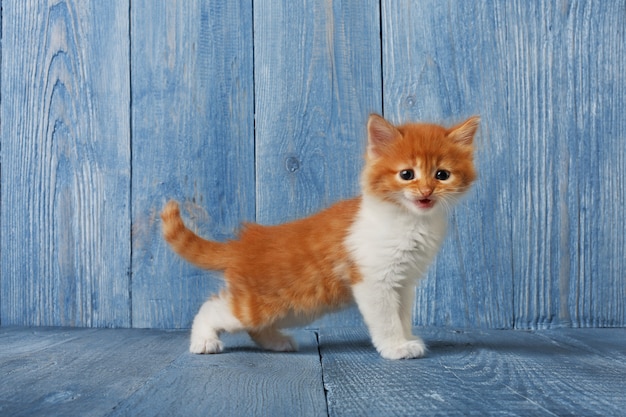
189, 338, 223, 354
378, 339, 427, 360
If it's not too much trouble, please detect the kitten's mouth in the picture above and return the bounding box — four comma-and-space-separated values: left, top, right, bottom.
414, 198, 435, 209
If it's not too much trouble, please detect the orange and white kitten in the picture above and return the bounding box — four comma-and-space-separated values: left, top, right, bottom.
161, 114, 478, 359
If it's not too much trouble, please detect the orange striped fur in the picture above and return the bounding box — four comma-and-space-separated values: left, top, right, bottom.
161, 198, 360, 328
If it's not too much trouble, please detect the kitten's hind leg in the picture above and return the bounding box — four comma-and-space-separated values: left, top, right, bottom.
189, 294, 244, 354
249, 327, 298, 352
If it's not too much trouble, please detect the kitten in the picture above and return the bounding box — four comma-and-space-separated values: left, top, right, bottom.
161, 114, 478, 359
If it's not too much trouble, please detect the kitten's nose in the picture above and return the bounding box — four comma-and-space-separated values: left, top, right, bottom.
419, 187, 433, 198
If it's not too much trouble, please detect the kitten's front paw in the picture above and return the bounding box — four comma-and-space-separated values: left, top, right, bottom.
378, 339, 427, 360
189, 338, 223, 354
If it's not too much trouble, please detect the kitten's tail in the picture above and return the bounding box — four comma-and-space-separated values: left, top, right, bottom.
161, 200, 230, 271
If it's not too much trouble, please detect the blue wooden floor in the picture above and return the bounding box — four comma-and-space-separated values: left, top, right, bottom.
1, 327, 624, 416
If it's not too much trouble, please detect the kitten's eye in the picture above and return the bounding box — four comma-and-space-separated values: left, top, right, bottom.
435, 170, 450, 181
399, 169, 415, 181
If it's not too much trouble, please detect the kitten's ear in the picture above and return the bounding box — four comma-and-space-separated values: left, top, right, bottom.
448, 116, 480, 146
367, 114, 400, 159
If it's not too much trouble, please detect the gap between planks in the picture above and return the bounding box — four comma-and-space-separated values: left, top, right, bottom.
2, 327, 626, 417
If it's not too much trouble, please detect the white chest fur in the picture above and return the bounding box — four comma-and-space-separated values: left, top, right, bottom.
345, 195, 448, 285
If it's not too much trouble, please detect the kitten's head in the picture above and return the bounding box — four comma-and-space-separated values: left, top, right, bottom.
362, 114, 479, 215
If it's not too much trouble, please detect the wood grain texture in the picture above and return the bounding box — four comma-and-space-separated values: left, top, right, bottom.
0, 0, 131, 327
110, 331, 326, 417
0, 328, 325, 416
542, 327, 626, 361
130, 0, 255, 328
2, 327, 625, 416
254, 0, 382, 223
0, 327, 187, 417
319, 327, 626, 417
382, 0, 626, 329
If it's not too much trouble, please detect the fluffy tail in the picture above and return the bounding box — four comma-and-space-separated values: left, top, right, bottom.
160, 200, 230, 270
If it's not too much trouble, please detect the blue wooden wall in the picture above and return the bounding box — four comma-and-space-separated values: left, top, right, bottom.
1, 0, 624, 330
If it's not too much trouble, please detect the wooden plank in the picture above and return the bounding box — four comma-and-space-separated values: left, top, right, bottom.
3, 327, 625, 416
0, 327, 187, 417
130, 0, 255, 328
0, 1, 131, 327
319, 327, 626, 416
382, 0, 626, 329
254, 0, 382, 223
559, 2, 626, 329
0, 327, 99, 359
109, 331, 326, 417
542, 328, 626, 361
254, 0, 382, 327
